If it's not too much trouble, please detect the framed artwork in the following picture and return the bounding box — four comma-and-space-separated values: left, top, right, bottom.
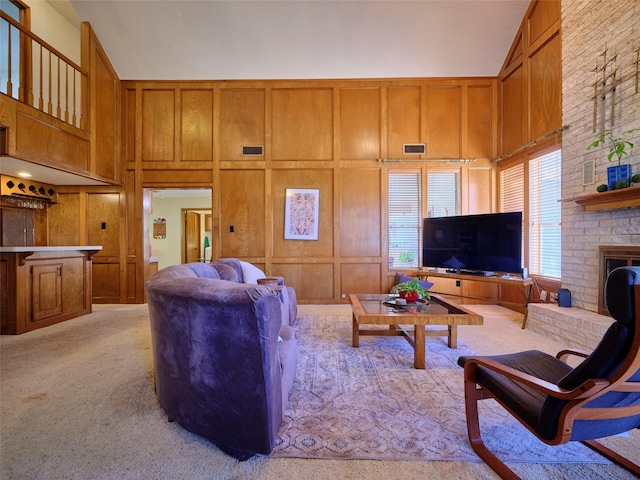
284, 188, 319, 240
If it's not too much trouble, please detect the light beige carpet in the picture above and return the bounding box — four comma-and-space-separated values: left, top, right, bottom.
1, 303, 638, 480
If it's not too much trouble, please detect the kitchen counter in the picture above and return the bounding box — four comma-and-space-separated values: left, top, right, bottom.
1, 246, 102, 334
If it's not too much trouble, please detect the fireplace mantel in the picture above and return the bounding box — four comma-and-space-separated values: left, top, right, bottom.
564, 187, 640, 212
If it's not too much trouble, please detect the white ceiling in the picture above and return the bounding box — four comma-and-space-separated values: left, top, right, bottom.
67, 0, 530, 80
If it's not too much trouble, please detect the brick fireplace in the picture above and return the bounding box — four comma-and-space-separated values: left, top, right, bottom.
560, 0, 640, 313
598, 246, 640, 315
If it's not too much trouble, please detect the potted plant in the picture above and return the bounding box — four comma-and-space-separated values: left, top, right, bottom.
588, 128, 639, 191
391, 279, 430, 303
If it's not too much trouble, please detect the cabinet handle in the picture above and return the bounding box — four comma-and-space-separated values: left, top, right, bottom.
57, 266, 62, 276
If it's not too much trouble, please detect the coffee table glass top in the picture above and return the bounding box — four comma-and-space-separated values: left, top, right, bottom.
355, 294, 466, 317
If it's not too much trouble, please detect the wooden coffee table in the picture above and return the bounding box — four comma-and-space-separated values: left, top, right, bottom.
349, 293, 483, 369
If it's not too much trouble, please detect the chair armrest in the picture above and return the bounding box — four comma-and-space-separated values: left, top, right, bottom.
556, 348, 591, 362
463, 356, 610, 400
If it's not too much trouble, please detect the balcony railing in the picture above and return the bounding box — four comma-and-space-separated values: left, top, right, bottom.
1, 10, 87, 129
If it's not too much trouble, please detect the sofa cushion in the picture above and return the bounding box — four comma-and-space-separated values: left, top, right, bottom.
213, 258, 244, 282
240, 260, 266, 284
212, 263, 241, 282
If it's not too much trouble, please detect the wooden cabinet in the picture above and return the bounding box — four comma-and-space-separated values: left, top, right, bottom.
31, 263, 63, 321
0, 247, 100, 334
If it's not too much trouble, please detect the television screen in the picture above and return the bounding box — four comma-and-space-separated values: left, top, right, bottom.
422, 212, 523, 275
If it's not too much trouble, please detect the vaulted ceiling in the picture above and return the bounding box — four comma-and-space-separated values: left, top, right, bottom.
65, 0, 530, 80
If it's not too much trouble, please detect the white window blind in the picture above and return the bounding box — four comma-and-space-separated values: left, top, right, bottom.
529, 150, 561, 278
500, 163, 525, 273
388, 171, 421, 268
427, 172, 461, 218
500, 163, 524, 213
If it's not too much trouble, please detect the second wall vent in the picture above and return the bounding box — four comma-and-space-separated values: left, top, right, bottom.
242, 146, 264, 156
403, 143, 426, 155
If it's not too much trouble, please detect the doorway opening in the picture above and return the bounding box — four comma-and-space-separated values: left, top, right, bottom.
146, 188, 212, 270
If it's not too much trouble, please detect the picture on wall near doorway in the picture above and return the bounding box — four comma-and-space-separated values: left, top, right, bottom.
153, 218, 167, 239
284, 188, 319, 240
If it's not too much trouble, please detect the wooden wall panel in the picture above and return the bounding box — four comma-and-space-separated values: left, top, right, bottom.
272, 263, 334, 302
467, 85, 494, 159
92, 263, 120, 300
48, 193, 81, 246
127, 260, 137, 301
220, 89, 265, 161
528, 0, 560, 46
93, 47, 119, 181
15, 111, 90, 171
467, 166, 493, 214
272, 88, 333, 160
141, 89, 175, 161
124, 89, 136, 162
500, 65, 525, 154
426, 86, 462, 158
272, 168, 333, 257
220, 169, 266, 257
142, 169, 212, 185
529, 33, 561, 140
340, 87, 380, 160
341, 263, 381, 297
388, 86, 421, 157
181, 89, 213, 161
340, 168, 381, 257
87, 193, 121, 256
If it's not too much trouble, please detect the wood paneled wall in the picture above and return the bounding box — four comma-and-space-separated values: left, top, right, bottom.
498, 0, 561, 156
118, 78, 497, 303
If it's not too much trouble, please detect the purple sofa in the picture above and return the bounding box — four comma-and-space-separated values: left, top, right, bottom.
145, 261, 297, 459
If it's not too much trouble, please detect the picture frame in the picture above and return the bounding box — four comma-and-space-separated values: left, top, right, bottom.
284, 188, 319, 240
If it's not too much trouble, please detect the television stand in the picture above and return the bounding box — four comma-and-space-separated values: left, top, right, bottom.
418, 270, 533, 329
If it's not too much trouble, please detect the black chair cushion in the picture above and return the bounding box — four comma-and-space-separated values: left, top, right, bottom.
458, 350, 572, 429
606, 266, 640, 327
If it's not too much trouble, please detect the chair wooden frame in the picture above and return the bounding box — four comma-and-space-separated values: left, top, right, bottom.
462, 285, 640, 479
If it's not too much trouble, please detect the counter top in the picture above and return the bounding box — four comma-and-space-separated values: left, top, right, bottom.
0, 246, 103, 253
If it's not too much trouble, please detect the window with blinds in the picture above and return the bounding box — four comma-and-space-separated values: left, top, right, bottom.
529, 150, 561, 278
389, 171, 421, 268
427, 172, 461, 218
499, 150, 561, 279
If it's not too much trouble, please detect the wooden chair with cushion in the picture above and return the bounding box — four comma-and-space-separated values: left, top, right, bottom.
458, 266, 640, 479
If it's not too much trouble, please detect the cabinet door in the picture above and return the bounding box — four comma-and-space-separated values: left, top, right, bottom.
31, 263, 63, 321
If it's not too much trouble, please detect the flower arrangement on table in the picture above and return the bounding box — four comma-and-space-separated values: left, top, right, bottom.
391, 279, 431, 303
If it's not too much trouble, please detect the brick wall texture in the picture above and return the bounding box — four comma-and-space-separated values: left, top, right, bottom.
561, 0, 640, 311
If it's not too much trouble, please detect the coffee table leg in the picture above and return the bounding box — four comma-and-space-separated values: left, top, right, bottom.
352, 313, 359, 347
448, 325, 458, 349
414, 325, 425, 369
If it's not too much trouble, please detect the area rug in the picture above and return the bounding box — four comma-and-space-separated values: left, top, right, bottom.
271, 314, 607, 463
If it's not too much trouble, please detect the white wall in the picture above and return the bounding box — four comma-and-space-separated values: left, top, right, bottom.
561, 0, 640, 311
26, 0, 80, 63
149, 194, 212, 270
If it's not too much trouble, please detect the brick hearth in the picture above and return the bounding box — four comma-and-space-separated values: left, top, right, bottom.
527, 303, 613, 351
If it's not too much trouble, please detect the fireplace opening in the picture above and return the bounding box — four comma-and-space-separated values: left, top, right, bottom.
598, 246, 640, 315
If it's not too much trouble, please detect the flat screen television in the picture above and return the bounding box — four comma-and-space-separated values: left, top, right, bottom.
422, 212, 523, 275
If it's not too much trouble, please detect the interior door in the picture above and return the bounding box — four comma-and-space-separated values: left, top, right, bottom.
184, 211, 201, 263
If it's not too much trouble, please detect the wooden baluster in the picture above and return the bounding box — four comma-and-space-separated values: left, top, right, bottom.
26, 36, 33, 106
6, 23, 13, 97
64, 62, 69, 123
47, 50, 53, 115
72, 68, 77, 127
38, 44, 44, 111
56, 56, 61, 120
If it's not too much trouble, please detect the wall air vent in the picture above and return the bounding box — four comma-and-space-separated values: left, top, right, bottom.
582, 159, 595, 185
242, 146, 264, 156
403, 143, 426, 155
